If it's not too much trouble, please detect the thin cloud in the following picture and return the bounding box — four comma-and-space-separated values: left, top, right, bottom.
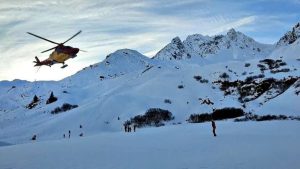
210, 16, 257, 35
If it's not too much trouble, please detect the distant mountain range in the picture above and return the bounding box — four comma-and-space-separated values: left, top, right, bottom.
0, 22, 299, 144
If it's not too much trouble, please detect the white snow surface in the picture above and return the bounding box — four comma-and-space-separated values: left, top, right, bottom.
0, 24, 299, 147
0, 121, 299, 169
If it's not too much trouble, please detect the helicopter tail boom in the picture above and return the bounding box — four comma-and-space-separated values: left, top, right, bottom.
33, 56, 53, 67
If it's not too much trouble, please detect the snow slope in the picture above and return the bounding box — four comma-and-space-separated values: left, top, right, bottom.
0, 121, 299, 169
0, 23, 299, 145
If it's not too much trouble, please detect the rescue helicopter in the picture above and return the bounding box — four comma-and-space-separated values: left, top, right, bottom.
27, 30, 85, 68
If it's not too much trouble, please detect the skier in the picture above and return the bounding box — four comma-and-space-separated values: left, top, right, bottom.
211, 120, 217, 137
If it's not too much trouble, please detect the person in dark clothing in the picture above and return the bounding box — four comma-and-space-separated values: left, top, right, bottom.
31, 134, 37, 141
124, 124, 127, 132
211, 120, 217, 137
128, 126, 131, 132
63, 134, 66, 138
80, 125, 82, 128
133, 124, 137, 132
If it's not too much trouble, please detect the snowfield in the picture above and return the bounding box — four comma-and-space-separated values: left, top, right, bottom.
1, 121, 300, 169
0, 22, 300, 169
0, 52, 298, 144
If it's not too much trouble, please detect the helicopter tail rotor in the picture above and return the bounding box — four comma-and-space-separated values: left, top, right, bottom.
33, 56, 40, 64
33, 56, 42, 67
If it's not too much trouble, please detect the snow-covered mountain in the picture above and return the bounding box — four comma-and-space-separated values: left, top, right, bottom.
276, 23, 300, 47
154, 28, 274, 63
270, 24, 300, 60
154, 37, 191, 60
0, 22, 299, 145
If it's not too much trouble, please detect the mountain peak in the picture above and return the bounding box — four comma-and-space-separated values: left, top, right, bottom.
103, 49, 150, 68
171, 36, 182, 44
276, 22, 300, 47
226, 28, 251, 42
73, 48, 151, 83
227, 28, 237, 38
292, 22, 300, 32
105, 49, 143, 59
154, 28, 273, 61
154, 36, 191, 60
227, 28, 236, 33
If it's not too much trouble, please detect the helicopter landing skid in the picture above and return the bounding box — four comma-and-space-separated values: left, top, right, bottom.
61, 64, 68, 69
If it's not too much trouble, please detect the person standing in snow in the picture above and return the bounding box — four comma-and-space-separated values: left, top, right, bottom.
211, 120, 217, 137
31, 134, 37, 141
124, 124, 127, 132
133, 124, 137, 132
68, 130, 71, 138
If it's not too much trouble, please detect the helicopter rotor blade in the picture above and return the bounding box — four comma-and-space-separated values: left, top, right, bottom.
41, 46, 57, 53
62, 30, 82, 44
27, 32, 60, 45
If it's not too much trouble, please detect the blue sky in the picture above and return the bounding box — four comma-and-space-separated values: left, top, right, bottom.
0, 0, 299, 81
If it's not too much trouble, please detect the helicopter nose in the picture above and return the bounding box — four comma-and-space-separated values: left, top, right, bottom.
75, 48, 80, 54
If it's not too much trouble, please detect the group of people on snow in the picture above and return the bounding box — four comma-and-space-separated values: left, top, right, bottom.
63, 124, 84, 139
124, 123, 137, 132
31, 118, 217, 142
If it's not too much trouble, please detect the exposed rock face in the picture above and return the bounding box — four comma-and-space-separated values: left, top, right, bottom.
154, 37, 191, 60
276, 22, 300, 47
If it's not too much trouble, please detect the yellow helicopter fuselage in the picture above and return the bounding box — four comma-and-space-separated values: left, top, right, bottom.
49, 51, 71, 63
